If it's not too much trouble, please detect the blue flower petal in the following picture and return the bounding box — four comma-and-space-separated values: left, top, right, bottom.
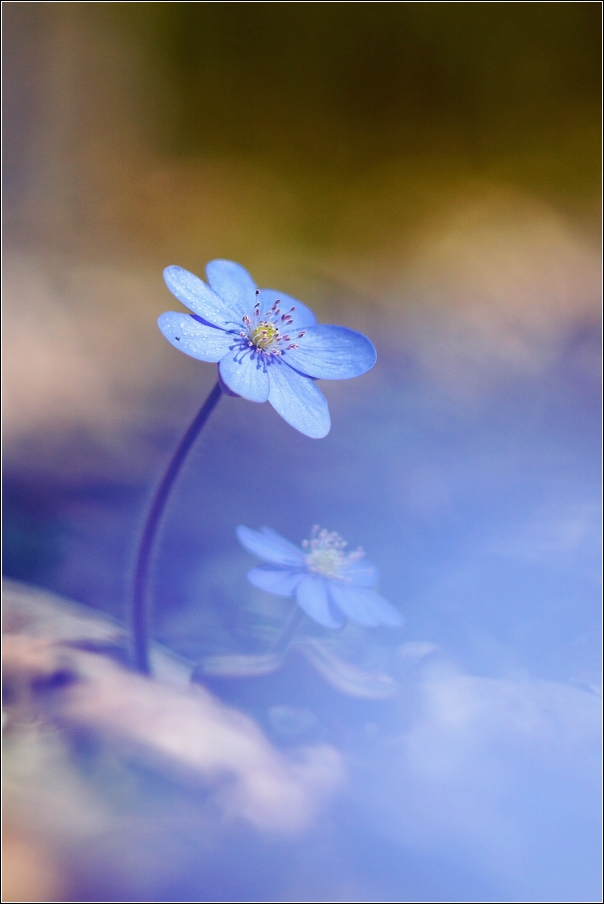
158, 312, 233, 362
258, 527, 308, 565
328, 583, 404, 627
296, 575, 345, 628
163, 266, 238, 329
247, 566, 304, 597
206, 259, 257, 319
236, 525, 306, 567
257, 289, 317, 329
340, 560, 381, 587
219, 349, 270, 402
283, 325, 377, 380
268, 360, 330, 438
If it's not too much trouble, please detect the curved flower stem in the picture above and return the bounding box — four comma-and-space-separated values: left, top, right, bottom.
270, 605, 307, 654
132, 381, 223, 674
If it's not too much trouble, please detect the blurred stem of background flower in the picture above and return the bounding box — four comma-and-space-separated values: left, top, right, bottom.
132, 381, 222, 673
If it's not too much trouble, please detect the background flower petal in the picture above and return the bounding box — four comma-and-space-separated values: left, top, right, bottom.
236, 525, 306, 566
247, 565, 304, 597
258, 289, 317, 329
206, 259, 257, 319
282, 325, 377, 379
259, 527, 307, 565
268, 360, 330, 438
163, 266, 238, 329
158, 312, 233, 362
340, 560, 381, 587
296, 575, 345, 628
219, 351, 270, 402
328, 583, 404, 627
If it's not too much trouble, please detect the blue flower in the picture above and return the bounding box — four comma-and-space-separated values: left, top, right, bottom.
236, 524, 404, 629
158, 261, 376, 438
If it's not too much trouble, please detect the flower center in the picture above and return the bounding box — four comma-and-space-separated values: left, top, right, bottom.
250, 321, 278, 350
302, 526, 364, 579
239, 292, 306, 357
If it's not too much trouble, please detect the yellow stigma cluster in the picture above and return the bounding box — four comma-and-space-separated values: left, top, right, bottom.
250, 321, 279, 350
302, 526, 364, 579
240, 294, 306, 357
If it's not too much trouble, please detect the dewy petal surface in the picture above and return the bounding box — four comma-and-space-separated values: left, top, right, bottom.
163, 266, 238, 329
219, 350, 270, 403
158, 313, 233, 362
236, 526, 306, 567
206, 259, 257, 320
247, 566, 304, 597
328, 583, 404, 627
296, 575, 345, 628
268, 360, 330, 438
283, 325, 377, 380
257, 289, 317, 329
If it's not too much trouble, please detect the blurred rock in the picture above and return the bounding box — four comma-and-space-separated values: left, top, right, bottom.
2, 580, 344, 900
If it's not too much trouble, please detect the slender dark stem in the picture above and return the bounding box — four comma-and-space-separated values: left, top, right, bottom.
132, 381, 222, 674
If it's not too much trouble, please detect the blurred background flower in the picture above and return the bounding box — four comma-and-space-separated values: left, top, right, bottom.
3, 3, 600, 902
237, 524, 403, 627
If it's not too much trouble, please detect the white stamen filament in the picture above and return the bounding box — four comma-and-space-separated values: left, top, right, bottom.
302, 526, 364, 579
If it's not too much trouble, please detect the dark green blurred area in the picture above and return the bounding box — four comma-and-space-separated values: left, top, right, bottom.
6, 2, 601, 175
113, 2, 600, 176
3, 1, 601, 262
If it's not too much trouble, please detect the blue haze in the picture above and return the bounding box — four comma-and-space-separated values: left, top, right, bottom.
3, 304, 601, 902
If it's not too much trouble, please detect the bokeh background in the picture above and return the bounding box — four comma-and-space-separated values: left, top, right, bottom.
3, 3, 601, 902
